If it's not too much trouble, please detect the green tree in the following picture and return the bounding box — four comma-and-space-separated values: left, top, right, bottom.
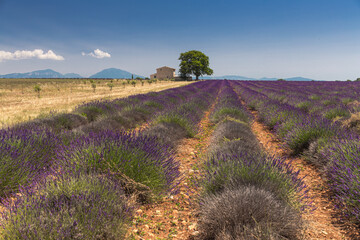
178, 50, 213, 80
91, 83, 96, 92
34, 84, 41, 98
107, 83, 114, 91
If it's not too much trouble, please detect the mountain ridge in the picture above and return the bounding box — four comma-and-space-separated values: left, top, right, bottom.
0, 68, 144, 79
0, 69, 83, 78
89, 68, 144, 79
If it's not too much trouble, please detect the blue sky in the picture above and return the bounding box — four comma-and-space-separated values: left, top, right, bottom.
0, 0, 360, 80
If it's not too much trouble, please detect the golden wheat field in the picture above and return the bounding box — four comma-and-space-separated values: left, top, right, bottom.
0, 78, 190, 128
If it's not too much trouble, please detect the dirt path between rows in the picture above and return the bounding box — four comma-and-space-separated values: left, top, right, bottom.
246, 108, 357, 239
127, 105, 216, 240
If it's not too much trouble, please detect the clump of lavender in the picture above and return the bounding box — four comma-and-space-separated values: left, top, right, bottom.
201, 152, 308, 210
323, 138, 360, 223
0, 127, 59, 197
197, 185, 303, 240
209, 119, 261, 156
58, 130, 180, 196
323, 107, 351, 120
1, 172, 132, 240
283, 117, 340, 155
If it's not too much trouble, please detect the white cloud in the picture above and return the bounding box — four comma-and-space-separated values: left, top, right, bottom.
0, 49, 64, 62
82, 49, 111, 59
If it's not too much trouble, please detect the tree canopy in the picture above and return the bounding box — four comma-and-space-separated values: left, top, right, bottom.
178, 50, 213, 80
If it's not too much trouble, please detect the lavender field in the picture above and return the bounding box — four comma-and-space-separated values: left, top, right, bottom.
1, 80, 359, 239
232, 81, 360, 226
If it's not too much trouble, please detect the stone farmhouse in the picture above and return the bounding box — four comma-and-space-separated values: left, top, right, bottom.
150, 66, 193, 80
150, 66, 175, 80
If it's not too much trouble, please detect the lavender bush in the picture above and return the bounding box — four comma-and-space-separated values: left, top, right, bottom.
201, 152, 308, 210
58, 131, 180, 196
323, 139, 360, 223
197, 185, 302, 240
0, 127, 59, 197
1, 172, 132, 240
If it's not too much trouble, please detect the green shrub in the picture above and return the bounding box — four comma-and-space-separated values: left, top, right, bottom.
107, 83, 114, 91
91, 83, 96, 92
34, 84, 41, 98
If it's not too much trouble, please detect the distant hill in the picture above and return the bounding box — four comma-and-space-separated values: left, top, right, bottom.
64, 73, 83, 78
0, 68, 144, 79
259, 77, 278, 81
285, 77, 314, 81
90, 68, 144, 79
1, 69, 63, 78
0, 69, 84, 78
200, 75, 316, 81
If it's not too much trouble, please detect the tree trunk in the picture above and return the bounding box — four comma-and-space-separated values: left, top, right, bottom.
196, 75, 199, 80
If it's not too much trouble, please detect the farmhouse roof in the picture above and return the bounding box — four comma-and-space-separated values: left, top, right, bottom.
156, 66, 175, 71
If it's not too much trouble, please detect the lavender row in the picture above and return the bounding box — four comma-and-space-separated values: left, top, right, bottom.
144, 80, 222, 147
12, 81, 208, 133
207, 80, 251, 124
241, 81, 360, 124
74, 81, 215, 134
196, 82, 308, 239
232, 80, 360, 225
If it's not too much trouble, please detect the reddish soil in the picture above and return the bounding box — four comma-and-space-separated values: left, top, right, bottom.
250, 111, 356, 240
127, 107, 215, 239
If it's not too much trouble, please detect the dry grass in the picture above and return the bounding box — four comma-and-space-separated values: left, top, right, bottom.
0, 79, 190, 128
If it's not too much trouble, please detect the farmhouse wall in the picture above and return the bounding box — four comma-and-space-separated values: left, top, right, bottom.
150, 66, 175, 80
